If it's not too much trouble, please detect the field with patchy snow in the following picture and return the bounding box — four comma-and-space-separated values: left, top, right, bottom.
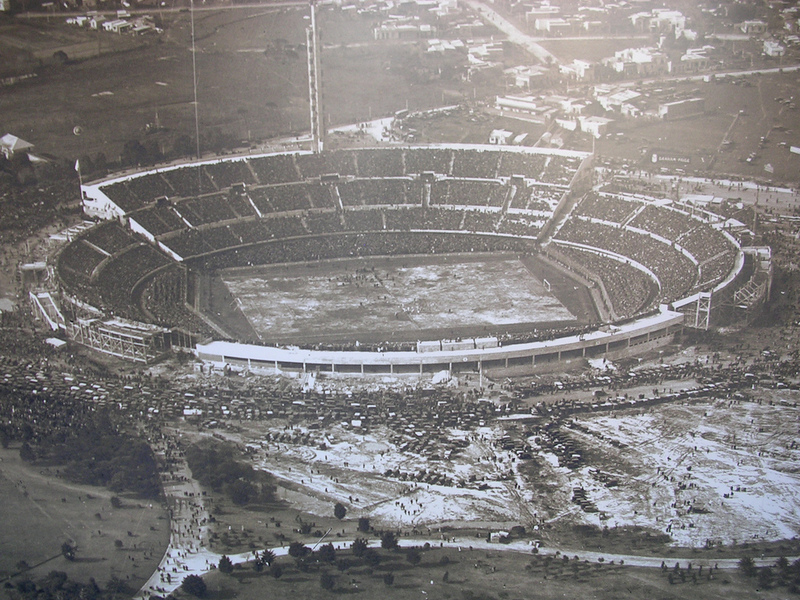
227, 421, 528, 530
207, 385, 800, 547
548, 390, 800, 547
221, 254, 574, 342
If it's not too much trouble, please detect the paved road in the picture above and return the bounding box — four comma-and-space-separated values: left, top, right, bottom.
461, 0, 559, 65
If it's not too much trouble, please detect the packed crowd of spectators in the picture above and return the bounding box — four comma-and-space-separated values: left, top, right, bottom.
339, 179, 416, 206
98, 148, 584, 216
555, 245, 656, 318
248, 184, 314, 213
497, 214, 545, 238
56, 221, 139, 294
179, 193, 239, 225
430, 180, 507, 207
202, 160, 258, 189
511, 185, 563, 212
452, 149, 501, 179
196, 231, 528, 273
573, 193, 738, 292
555, 218, 697, 303
130, 203, 185, 236
575, 192, 639, 224
354, 148, 405, 178
94, 243, 172, 320
140, 265, 214, 336
629, 205, 697, 240
56, 239, 108, 288
162, 166, 216, 197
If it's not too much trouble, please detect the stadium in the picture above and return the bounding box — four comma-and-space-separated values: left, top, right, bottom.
36, 3, 770, 378
38, 141, 769, 378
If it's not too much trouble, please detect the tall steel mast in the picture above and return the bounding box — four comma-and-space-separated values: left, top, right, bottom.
306, 0, 324, 153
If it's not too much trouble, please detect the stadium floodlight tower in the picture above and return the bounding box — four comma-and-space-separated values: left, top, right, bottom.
307, 0, 325, 153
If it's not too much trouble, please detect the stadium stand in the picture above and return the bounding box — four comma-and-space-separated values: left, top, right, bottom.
66, 146, 747, 369
555, 245, 656, 318
554, 218, 697, 302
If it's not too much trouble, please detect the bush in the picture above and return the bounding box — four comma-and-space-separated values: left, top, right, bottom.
218, 555, 234, 574
364, 549, 381, 567
358, 517, 370, 533
739, 556, 756, 577
406, 548, 421, 566
61, 542, 76, 561
320, 571, 335, 591
317, 543, 336, 563
334, 502, 347, 520
381, 531, 398, 550
181, 575, 206, 598
288, 542, 310, 558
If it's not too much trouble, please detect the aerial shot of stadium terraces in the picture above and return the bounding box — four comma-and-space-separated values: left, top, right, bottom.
2, 0, 800, 599
62, 143, 756, 378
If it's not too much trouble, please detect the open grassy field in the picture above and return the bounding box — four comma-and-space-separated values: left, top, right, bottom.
0, 7, 507, 166
0, 446, 169, 588
217, 254, 577, 344
538, 36, 652, 63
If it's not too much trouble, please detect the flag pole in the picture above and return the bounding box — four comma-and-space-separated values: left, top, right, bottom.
75, 159, 83, 198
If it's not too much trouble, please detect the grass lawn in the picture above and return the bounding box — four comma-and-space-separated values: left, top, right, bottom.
0, 446, 169, 589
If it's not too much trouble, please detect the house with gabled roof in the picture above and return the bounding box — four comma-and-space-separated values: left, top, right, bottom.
0, 134, 34, 160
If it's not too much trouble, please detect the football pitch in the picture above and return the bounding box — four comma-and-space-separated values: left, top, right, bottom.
219, 254, 577, 344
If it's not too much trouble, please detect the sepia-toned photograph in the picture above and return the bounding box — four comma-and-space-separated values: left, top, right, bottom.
0, 0, 799, 598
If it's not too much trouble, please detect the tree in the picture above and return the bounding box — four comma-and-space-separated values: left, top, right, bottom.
105, 576, 131, 596
775, 556, 789, 574
334, 502, 347, 520
288, 542, 310, 558
317, 542, 336, 563
121, 140, 149, 167
218, 555, 234, 574
19, 442, 35, 462
42, 571, 68, 594
351, 538, 368, 557
320, 571, 335, 591
358, 517, 370, 533
336, 559, 350, 572
381, 531, 399, 550
739, 556, 757, 577
61, 542, 76, 561
181, 575, 206, 598
259, 549, 276, 567
406, 548, 421, 566
758, 567, 774, 589
364, 549, 381, 567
